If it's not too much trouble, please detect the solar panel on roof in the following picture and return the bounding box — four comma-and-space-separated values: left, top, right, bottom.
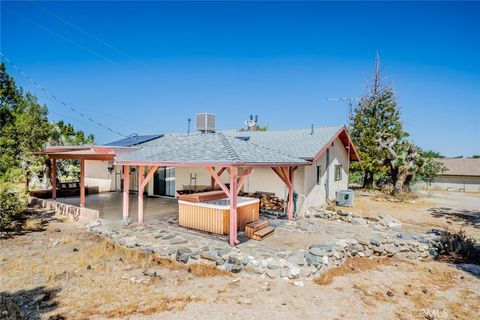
103, 134, 163, 147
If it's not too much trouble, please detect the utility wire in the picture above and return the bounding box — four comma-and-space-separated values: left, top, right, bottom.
1, 52, 129, 138
25, 0, 158, 72
6, 6, 161, 130
6, 8, 128, 70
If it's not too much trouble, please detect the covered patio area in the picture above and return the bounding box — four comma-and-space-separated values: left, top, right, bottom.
39, 133, 309, 246
57, 192, 179, 224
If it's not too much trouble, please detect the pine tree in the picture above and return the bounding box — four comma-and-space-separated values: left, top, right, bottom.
350, 55, 407, 188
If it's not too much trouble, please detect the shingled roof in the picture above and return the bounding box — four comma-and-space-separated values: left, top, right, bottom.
113, 124, 359, 166
115, 132, 309, 166
437, 158, 480, 177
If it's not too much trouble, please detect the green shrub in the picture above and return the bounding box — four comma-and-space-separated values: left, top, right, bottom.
0, 181, 27, 228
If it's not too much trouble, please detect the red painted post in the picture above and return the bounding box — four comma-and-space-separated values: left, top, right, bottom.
123, 165, 130, 225
51, 159, 57, 200
137, 165, 144, 225
288, 166, 294, 220
80, 159, 85, 207
229, 166, 238, 246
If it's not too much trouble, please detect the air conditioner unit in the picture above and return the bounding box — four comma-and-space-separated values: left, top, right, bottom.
195, 113, 216, 133
336, 189, 354, 207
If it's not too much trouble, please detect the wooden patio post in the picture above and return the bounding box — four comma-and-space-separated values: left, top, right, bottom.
229, 166, 238, 246
80, 159, 85, 207
288, 166, 295, 220
137, 165, 144, 225
51, 159, 57, 200
122, 165, 130, 225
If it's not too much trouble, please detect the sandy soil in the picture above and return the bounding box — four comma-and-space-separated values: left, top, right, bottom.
1, 204, 479, 320
352, 191, 480, 238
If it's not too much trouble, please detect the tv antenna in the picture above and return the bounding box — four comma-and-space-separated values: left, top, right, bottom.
327, 97, 358, 125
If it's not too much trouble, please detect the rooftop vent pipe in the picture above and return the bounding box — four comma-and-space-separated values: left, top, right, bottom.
310, 124, 314, 135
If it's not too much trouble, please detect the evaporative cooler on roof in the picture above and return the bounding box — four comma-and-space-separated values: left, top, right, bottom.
195, 113, 216, 133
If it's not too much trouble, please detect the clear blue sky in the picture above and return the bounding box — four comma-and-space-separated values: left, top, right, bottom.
1, 1, 479, 156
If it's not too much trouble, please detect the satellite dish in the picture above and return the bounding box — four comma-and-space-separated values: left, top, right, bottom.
245, 119, 256, 128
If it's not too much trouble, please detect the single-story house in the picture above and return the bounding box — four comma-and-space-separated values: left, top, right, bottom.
429, 158, 480, 192
41, 115, 360, 246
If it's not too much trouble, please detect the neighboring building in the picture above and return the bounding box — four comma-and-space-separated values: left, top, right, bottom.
429, 158, 480, 193
84, 122, 359, 213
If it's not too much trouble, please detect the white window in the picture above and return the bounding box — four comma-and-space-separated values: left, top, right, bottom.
335, 165, 342, 181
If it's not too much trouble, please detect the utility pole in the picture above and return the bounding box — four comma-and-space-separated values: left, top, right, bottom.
327, 97, 357, 182
327, 97, 358, 125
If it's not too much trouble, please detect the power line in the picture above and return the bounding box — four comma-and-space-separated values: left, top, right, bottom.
6, 6, 161, 130
6, 8, 128, 70
1, 52, 129, 138
327, 97, 358, 124
25, 0, 158, 72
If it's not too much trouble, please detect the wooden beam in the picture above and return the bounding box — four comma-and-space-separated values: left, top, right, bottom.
229, 166, 239, 246
138, 165, 144, 225
80, 159, 85, 207
210, 167, 226, 190
140, 165, 158, 190
207, 167, 230, 197
48, 154, 115, 161
271, 167, 291, 188
123, 165, 130, 225
236, 167, 253, 195
51, 159, 57, 200
288, 166, 295, 221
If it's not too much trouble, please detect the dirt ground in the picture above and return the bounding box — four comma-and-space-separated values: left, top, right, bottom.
352, 191, 480, 239
1, 191, 479, 320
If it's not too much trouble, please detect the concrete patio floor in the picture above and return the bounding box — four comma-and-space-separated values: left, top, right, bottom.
57, 192, 179, 223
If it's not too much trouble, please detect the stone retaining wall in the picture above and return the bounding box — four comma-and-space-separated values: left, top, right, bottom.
29, 197, 99, 222
85, 217, 442, 280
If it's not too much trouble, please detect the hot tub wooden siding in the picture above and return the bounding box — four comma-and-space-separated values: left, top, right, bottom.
179, 201, 259, 235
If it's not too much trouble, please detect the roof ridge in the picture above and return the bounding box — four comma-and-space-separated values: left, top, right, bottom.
221, 124, 344, 134
218, 133, 241, 162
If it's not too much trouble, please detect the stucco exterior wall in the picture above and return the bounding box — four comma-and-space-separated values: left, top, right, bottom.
428, 175, 480, 193
243, 167, 305, 200
85, 160, 115, 192
174, 167, 228, 193
300, 137, 349, 212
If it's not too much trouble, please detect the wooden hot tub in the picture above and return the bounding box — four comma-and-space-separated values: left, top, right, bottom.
178, 196, 260, 235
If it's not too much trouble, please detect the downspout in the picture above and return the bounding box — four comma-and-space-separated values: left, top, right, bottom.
325, 148, 330, 202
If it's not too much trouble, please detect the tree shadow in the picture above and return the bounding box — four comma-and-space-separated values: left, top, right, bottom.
0, 286, 64, 319
428, 207, 480, 229
0, 206, 63, 240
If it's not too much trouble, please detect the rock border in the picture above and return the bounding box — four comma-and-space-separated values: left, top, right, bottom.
86, 218, 441, 280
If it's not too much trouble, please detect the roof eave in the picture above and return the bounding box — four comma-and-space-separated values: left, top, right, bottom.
114, 160, 309, 167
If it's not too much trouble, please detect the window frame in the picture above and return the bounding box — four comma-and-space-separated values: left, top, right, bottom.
334, 164, 342, 181
316, 165, 321, 185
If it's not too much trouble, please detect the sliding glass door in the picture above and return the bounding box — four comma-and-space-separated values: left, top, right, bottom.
153, 167, 175, 197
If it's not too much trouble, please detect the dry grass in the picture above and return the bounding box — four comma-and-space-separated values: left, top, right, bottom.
371, 192, 422, 203
324, 201, 337, 211
314, 257, 402, 286
22, 217, 42, 231
0, 232, 227, 318
447, 289, 480, 319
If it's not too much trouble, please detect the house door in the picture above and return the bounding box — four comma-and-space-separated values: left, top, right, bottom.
154, 167, 175, 197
